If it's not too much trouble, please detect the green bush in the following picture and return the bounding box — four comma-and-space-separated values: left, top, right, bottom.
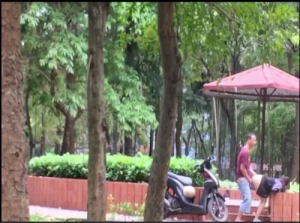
28, 153, 300, 192
288, 181, 300, 193
29, 153, 216, 186
219, 180, 239, 190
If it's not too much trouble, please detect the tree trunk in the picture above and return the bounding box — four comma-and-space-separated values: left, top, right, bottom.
54, 143, 60, 155
267, 104, 271, 176
213, 98, 219, 159
221, 117, 228, 178
171, 139, 175, 157
1, 2, 30, 221
184, 127, 192, 156
60, 115, 76, 154
124, 136, 133, 156
175, 76, 183, 158
228, 52, 241, 175
209, 109, 213, 148
149, 129, 154, 156
287, 45, 299, 182
25, 86, 34, 158
193, 120, 207, 158
220, 99, 236, 179
112, 122, 119, 154
260, 98, 266, 174
234, 100, 239, 165
50, 71, 83, 155
217, 109, 222, 176
291, 102, 299, 182
54, 126, 62, 154
133, 134, 137, 156
256, 100, 261, 163
217, 99, 221, 172
193, 125, 199, 159
144, 2, 181, 221
269, 129, 275, 177
41, 107, 46, 156
280, 136, 287, 175
87, 2, 109, 221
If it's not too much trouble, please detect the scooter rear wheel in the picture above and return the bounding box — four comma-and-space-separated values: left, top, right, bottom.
207, 196, 228, 222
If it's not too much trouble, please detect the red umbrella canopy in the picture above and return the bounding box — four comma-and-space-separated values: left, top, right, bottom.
203, 64, 299, 102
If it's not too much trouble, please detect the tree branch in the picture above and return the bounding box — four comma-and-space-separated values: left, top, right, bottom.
200, 57, 212, 79
205, 2, 240, 25
219, 98, 233, 132
74, 108, 84, 122
192, 119, 207, 158
50, 70, 69, 116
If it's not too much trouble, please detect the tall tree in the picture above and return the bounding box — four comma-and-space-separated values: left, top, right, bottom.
1, 2, 30, 221
21, 2, 87, 155
144, 2, 181, 221
87, 2, 110, 221
291, 101, 299, 182
175, 75, 183, 158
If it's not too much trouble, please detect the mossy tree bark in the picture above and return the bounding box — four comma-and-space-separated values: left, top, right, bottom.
1, 2, 30, 221
87, 2, 110, 221
144, 2, 181, 221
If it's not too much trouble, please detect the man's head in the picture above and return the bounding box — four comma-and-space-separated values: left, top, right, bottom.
279, 175, 290, 192
245, 133, 257, 149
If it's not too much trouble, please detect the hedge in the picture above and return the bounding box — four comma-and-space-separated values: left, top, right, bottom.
28, 153, 299, 192
28, 153, 218, 186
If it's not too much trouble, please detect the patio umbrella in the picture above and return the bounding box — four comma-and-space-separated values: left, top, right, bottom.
203, 63, 299, 173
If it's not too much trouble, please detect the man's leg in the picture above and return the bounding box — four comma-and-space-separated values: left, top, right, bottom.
236, 178, 252, 222
253, 197, 267, 222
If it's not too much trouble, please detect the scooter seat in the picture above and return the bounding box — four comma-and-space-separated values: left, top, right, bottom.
168, 172, 193, 186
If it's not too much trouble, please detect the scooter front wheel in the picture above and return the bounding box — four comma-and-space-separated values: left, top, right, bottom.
207, 196, 228, 222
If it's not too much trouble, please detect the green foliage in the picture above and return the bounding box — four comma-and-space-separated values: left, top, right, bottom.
21, 2, 299, 182
21, 2, 158, 147
288, 182, 300, 193
103, 3, 159, 137
21, 1, 87, 149
29, 153, 216, 186
30, 214, 49, 222
29, 153, 88, 178
109, 200, 145, 217
219, 180, 239, 190
29, 214, 73, 222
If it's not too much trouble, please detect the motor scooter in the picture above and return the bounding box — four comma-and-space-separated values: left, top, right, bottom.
164, 156, 228, 222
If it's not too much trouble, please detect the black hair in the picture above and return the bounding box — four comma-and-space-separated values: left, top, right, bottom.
246, 132, 256, 141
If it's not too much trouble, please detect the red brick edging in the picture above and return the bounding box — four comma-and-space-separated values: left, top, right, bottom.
27, 176, 299, 221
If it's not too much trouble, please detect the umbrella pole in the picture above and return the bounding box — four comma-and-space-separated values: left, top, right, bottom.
260, 89, 267, 174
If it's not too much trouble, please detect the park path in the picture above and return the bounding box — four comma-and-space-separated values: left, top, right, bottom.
30, 205, 143, 221
30, 198, 266, 222
29, 205, 189, 221
30, 205, 87, 219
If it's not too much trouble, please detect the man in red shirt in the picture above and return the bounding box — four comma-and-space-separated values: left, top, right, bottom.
235, 133, 257, 222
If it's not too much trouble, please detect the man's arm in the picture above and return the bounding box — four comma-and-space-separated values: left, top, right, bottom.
240, 163, 252, 183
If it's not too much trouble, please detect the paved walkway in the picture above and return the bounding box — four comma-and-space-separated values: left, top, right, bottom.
30, 206, 87, 219
30, 199, 267, 222
29, 206, 189, 222
30, 205, 143, 221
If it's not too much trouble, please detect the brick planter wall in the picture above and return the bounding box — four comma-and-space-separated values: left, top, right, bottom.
27, 176, 299, 221
269, 191, 299, 221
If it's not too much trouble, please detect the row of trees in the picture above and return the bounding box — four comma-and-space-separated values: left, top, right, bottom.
2, 2, 299, 221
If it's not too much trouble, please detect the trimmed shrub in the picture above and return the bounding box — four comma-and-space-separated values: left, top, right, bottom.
29, 153, 216, 186
28, 153, 300, 192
